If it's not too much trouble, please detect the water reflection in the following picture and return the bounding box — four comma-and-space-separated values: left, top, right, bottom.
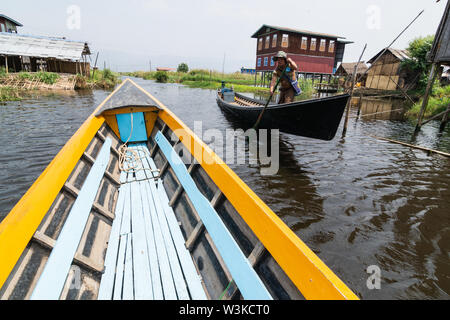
351, 96, 411, 121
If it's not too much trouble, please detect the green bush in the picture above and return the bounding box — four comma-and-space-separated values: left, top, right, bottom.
406, 84, 450, 119
0, 67, 7, 78
36, 72, 59, 84
17, 72, 33, 80
177, 63, 189, 73
188, 69, 210, 76
0, 87, 22, 102
155, 71, 169, 83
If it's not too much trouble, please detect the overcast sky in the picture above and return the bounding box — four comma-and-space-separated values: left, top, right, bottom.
2, 0, 447, 72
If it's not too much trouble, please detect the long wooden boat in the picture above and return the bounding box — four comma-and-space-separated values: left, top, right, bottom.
216, 90, 350, 140
0, 78, 358, 300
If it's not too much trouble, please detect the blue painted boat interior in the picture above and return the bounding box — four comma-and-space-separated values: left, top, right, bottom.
116, 112, 148, 142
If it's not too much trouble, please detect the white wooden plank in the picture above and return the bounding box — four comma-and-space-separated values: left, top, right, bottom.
113, 234, 127, 300
120, 178, 132, 236
98, 171, 127, 299
129, 145, 164, 299
130, 178, 153, 299
122, 151, 135, 300
129, 145, 177, 299
155, 180, 207, 300
139, 178, 164, 300
138, 148, 189, 299
30, 138, 112, 300
122, 233, 134, 300
126, 149, 137, 182
145, 154, 206, 299
141, 180, 177, 299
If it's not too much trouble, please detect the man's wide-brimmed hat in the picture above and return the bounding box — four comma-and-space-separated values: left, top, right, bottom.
272, 51, 287, 61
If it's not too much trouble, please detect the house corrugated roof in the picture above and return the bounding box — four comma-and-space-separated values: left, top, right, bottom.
0, 14, 23, 27
0, 32, 90, 60
251, 24, 346, 39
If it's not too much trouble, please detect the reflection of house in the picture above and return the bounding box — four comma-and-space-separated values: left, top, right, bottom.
351, 97, 406, 121
335, 62, 368, 87
0, 14, 22, 33
365, 48, 415, 90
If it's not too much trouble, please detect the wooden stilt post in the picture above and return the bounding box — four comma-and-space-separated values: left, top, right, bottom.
342, 44, 367, 138
5, 55, 8, 73
440, 104, 450, 132
415, 63, 438, 133
356, 91, 363, 119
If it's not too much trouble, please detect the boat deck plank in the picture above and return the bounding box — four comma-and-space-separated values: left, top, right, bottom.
30, 138, 112, 300
143, 150, 207, 300
99, 143, 205, 300
154, 131, 272, 300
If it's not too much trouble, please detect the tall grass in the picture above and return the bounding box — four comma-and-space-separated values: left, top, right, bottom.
86, 68, 121, 89
15, 71, 60, 84
406, 83, 450, 119
123, 69, 317, 99
0, 87, 22, 102
124, 69, 256, 85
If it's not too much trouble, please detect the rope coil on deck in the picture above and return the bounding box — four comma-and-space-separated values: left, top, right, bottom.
117, 113, 160, 179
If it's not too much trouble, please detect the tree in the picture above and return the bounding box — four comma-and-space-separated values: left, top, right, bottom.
402, 35, 435, 90
155, 71, 168, 83
177, 63, 189, 73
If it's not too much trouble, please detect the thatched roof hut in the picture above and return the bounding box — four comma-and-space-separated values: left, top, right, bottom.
335, 62, 368, 87
335, 62, 368, 76
365, 48, 416, 90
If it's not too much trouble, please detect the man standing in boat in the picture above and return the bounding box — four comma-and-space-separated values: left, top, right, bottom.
270, 51, 299, 104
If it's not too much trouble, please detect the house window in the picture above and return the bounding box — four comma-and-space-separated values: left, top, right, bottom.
319, 39, 326, 52
264, 57, 268, 66
258, 38, 263, 50
301, 36, 308, 50
272, 34, 277, 47
310, 38, 317, 51
329, 40, 335, 53
257, 57, 261, 67
265, 36, 270, 49
281, 34, 289, 48
270, 56, 275, 66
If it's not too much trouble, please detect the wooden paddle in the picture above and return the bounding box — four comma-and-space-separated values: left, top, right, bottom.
252, 65, 288, 130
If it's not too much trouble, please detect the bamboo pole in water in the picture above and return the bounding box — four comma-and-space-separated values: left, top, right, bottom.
440, 104, 450, 132
370, 135, 450, 158
342, 44, 367, 137
419, 105, 450, 126
415, 63, 438, 133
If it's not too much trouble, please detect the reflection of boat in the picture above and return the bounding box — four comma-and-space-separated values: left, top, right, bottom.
216, 90, 349, 141
0, 79, 357, 300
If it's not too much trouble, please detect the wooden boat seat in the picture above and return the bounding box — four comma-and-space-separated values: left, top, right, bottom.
98, 143, 207, 300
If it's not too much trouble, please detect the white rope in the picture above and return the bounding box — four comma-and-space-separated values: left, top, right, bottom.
117, 113, 160, 177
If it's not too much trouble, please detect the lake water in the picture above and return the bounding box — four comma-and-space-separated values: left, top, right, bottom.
0, 77, 449, 299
